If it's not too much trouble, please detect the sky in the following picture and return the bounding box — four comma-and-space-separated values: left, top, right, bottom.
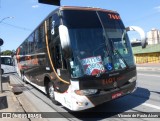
0, 0, 160, 51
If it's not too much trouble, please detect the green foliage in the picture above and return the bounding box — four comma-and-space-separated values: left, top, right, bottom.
132, 44, 160, 54
1, 50, 12, 55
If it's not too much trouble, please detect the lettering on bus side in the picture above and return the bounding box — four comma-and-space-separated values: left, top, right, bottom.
102, 75, 125, 85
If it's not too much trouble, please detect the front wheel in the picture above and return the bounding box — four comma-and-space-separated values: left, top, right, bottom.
21, 72, 28, 84
47, 82, 59, 105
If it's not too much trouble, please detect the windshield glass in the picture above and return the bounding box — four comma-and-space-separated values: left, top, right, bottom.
62, 10, 135, 78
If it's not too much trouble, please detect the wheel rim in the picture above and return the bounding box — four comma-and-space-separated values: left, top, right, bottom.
21, 75, 24, 80
49, 83, 54, 99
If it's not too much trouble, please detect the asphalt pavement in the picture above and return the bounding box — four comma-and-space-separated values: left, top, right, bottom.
136, 63, 160, 71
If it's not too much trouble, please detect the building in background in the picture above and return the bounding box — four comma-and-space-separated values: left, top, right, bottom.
131, 28, 160, 64
147, 28, 160, 45
132, 44, 160, 64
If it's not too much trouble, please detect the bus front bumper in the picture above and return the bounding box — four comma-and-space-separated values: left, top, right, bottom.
55, 81, 136, 111
87, 81, 136, 106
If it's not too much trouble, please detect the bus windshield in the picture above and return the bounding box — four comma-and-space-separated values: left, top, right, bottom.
62, 10, 134, 78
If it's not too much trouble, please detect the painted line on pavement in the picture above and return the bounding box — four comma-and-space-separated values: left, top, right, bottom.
138, 73, 160, 78
142, 103, 160, 110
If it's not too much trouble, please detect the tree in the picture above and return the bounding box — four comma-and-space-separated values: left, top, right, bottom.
1, 50, 12, 55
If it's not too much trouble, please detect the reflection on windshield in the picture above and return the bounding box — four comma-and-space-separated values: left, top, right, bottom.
63, 10, 134, 78
68, 29, 105, 77
68, 28, 134, 78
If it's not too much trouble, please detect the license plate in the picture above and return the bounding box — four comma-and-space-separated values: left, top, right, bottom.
112, 92, 123, 99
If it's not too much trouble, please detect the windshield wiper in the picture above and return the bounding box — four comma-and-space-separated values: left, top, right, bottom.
110, 38, 129, 70
114, 49, 129, 69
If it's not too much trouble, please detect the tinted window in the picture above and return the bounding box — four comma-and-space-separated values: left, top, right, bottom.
62, 10, 124, 29
63, 10, 101, 28
1, 57, 12, 65
61, 10, 134, 78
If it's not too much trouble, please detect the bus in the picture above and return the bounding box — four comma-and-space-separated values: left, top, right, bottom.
1, 55, 15, 74
15, 6, 146, 111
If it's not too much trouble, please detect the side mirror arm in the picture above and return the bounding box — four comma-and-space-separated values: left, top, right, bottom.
126, 26, 147, 48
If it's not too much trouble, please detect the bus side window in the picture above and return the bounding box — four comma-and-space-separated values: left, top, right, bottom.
50, 13, 67, 71
55, 44, 61, 68
54, 42, 67, 70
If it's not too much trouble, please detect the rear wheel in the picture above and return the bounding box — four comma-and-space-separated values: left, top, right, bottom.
47, 81, 59, 105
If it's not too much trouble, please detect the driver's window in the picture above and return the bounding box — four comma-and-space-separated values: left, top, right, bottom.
52, 39, 67, 70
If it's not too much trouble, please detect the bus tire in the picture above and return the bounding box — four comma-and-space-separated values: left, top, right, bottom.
21, 72, 28, 84
47, 81, 60, 105
1, 69, 4, 75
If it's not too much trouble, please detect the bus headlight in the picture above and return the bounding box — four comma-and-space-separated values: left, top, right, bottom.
128, 76, 137, 83
75, 89, 98, 96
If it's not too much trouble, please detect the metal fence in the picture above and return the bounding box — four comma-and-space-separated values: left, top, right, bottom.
134, 52, 160, 64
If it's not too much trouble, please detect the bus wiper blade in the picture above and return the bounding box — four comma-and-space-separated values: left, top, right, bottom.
114, 49, 129, 69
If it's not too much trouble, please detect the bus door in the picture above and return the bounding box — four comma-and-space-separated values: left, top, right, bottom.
50, 36, 69, 80
45, 13, 70, 92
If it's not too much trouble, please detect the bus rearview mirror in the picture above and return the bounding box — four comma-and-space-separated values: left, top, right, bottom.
59, 25, 71, 58
126, 26, 147, 48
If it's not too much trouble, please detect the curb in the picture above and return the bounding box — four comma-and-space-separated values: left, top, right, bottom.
0, 75, 25, 112
136, 67, 160, 71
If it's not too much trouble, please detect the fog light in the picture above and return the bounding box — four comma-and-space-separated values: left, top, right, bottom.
76, 102, 89, 106
75, 89, 97, 96
128, 76, 137, 83
76, 102, 83, 106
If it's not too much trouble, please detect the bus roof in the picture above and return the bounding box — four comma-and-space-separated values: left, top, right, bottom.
17, 6, 118, 50
59, 6, 118, 13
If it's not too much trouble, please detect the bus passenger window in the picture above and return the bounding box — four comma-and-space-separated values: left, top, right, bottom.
55, 44, 62, 68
